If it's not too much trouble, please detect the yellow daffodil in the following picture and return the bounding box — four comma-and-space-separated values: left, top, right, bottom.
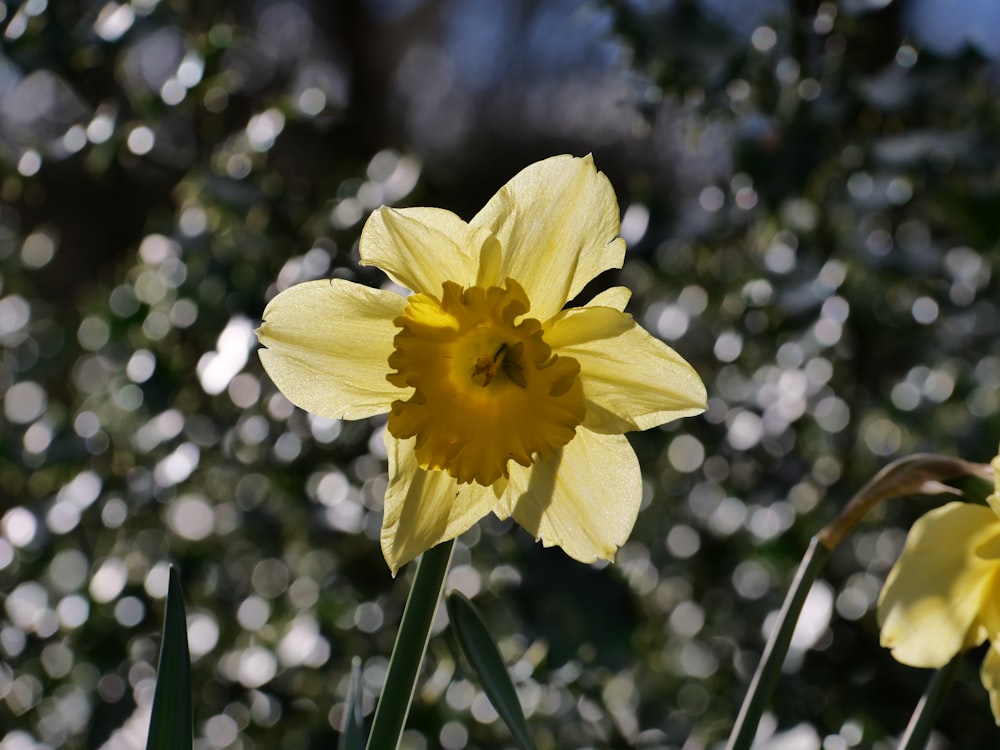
256, 155, 706, 573
878, 452, 1000, 722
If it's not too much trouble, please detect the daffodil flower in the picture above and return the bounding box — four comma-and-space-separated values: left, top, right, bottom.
878, 452, 1000, 722
257, 155, 707, 573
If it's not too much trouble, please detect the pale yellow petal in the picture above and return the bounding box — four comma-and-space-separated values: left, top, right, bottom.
586, 286, 632, 311
545, 306, 706, 434
979, 532, 1000, 561
471, 154, 626, 320
381, 435, 496, 574
982, 644, 1000, 725
359, 206, 492, 294
501, 429, 641, 564
989, 450, 1000, 520
989, 491, 1000, 521
877, 502, 1000, 668
257, 279, 404, 420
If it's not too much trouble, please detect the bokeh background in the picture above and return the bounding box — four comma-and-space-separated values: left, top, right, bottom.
3, 0, 1000, 747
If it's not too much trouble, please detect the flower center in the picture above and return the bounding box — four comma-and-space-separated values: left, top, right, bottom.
386, 279, 585, 485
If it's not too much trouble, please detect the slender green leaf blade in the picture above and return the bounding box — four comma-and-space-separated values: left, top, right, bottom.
146, 565, 193, 750
365, 540, 455, 750
898, 655, 963, 750
446, 591, 533, 750
338, 657, 366, 750
726, 538, 831, 750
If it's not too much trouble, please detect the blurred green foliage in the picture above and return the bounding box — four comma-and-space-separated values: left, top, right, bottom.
2, 0, 1000, 748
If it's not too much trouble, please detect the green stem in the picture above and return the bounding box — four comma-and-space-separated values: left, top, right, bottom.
725, 537, 831, 750
365, 540, 455, 750
898, 655, 962, 750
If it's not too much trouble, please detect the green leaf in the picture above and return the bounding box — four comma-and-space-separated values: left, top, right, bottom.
338, 656, 366, 750
445, 591, 534, 750
898, 655, 963, 750
726, 538, 831, 750
146, 565, 193, 750
365, 540, 455, 750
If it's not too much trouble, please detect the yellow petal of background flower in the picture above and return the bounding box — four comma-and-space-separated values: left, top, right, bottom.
545, 305, 706, 434
502, 429, 641, 564
982, 645, 1000, 725
360, 206, 491, 294
988, 450, 1000, 520
471, 154, 626, 320
877, 502, 1000, 668
381, 435, 497, 574
966, 568, 1000, 648
257, 279, 405, 420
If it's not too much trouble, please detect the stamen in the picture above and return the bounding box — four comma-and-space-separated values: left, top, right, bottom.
470, 341, 527, 388
471, 354, 497, 387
